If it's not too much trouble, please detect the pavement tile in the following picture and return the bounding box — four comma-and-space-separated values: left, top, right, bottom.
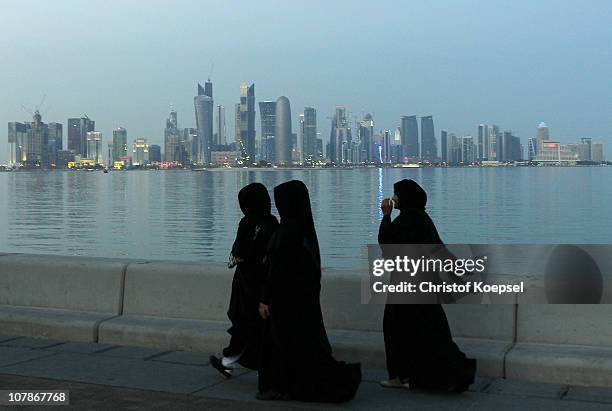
0, 373, 307, 411
94, 345, 171, 359
0, 352, 224, 394
193, 371, 259, 402
0, 336, 66, 349
44, 341, 117, 354
477, 393, 611, 411
360, 368, 490, 393
470, 377, 494, 393
0, 335, 22, 343
565, 386, 612, 404
485, 379, 567, 399
346, 381, 482, 411
152, 350, 211, 366
0, 346, 58, 367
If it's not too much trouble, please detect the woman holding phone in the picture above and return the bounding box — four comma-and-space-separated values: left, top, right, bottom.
378, 179, 476, 392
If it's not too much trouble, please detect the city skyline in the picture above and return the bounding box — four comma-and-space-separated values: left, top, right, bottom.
2, 1, 612, 161
6, 91, 608, 167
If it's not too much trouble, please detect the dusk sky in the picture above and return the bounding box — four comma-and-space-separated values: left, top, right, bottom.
2, 0, 611, 161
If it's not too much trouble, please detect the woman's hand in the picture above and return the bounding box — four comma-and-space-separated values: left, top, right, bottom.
381, 198, 393, 216
259, 303, 270, 320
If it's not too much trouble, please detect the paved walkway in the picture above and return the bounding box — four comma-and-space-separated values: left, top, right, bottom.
2, 335, 612, 410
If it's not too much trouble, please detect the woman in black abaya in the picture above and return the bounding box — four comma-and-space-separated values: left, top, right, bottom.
378, 179, 476, 392
210, 183, 278, 377
257, 180, 361, 402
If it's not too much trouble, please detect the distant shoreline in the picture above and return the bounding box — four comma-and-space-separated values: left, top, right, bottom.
1, 163, 610, 172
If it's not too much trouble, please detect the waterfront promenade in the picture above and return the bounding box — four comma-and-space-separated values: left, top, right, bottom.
2, 252, 612, 409
2, 335, 612, 410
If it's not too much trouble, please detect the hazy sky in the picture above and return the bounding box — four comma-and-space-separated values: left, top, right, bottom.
2, 0, 611, 161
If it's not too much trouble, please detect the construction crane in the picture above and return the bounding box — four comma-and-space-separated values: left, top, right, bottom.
21, 95, 49, 119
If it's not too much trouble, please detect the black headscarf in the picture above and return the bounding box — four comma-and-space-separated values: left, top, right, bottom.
394, 179, 427, 211
231, 182, 275, 264
273, 180, 321, 266
238, 182, 272, 219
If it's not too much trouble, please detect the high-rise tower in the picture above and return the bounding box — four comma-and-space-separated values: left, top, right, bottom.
67, 116, 94, 157
359, 113, 374, 163
194, 83, 213, 164
330, 106, 348, 164
400, 115, 419, 160
113, 127, 128, 163
420, 115, 437, 161
302, 107, 317, 164
536, 122, 550, 155
274, 96, 292, 166
216, 105, 226, 146
238, 83, 256, 162
259, 101, 276, 163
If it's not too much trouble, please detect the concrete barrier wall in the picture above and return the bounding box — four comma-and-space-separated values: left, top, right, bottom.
118, 259, 516, 340
516, 305, 612, 346
121, 261, 231, 321
0, 254, 126, 314
3, 253, 612, 385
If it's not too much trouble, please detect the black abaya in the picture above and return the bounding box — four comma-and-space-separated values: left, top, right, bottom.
224, 183, 279, 370
258, 180, 361, 403
378, 179, 476, 392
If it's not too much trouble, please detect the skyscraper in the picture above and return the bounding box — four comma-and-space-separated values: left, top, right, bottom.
527, 137, 537, 161
133, 138, 149, 166
580, 137, 593, 161
420, 116, 437, 161
149, 145, 161, 163
330, 106, 348, 164
67, 116, 94, 157
234, 103, 241, 144
86, 131, 103, 164
194, 83, 213, 164
592, 143, 604, 162
536, 122, 549, 155
47, 122, 63, 166
204, 79, 213, 99
302, 107, 317, 164
400, 115, 419, 161
359, 113, 374, 163
274, 96, 292, 166
181, 128, 197, 165
506, 133, 522, 161
477, 124, 485, 160
477, 124, 497, 160
8, 122, 26, 165
328, 118, 336, 163
480, 124, 499, 160
238, 83, 256, 162
113, 127, 128, 163
448, 133, 460, 164
259, 101, 276, 163
216, 105, 226, 146
460, 136, 475, 163
383, 130, 392, 163
440, 130, 448, 163
25, 111, 49, 167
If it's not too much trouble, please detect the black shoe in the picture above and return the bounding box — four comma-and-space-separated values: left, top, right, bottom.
209, 355, 232, 378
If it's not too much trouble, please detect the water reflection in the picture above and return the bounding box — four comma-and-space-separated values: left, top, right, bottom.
0, 167, 611, 269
